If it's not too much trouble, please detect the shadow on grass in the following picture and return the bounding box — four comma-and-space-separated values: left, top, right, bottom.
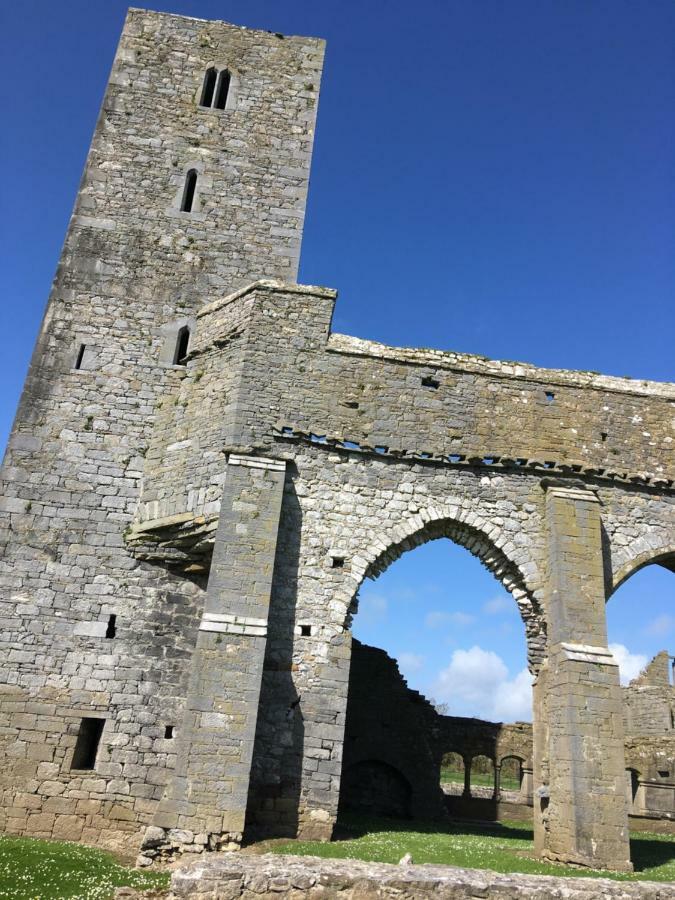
630, 833, 675, 873
335, 812, 674, 874
334, 811, 531, 844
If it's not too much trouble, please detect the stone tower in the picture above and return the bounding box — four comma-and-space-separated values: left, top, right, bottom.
0, 9, 324, 850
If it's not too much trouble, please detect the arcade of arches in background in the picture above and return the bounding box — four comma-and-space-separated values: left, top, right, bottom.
440, 751, 523, 799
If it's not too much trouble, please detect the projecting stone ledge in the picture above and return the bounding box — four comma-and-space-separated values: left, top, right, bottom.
115, 853, 675, 899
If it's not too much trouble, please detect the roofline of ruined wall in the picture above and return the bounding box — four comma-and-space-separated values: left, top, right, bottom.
196, 279, 675, 401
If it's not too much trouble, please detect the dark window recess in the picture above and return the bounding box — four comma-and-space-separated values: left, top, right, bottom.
214, 69, 231, 110
545, 391, 555, 403
174, 326, 190, 365
658, 770, 670, 778
200, 67, 217, 107
299, 624, 312, 636
422, 376, 440, 389
105, 615, 116, 639
164, 725, 174, 739
71, 717, 105, 770
74, 344, 86, 370
601, 432, 608, 442
344, 401, 359, 409
331, 556, 345, 569
181, 169, 198, 213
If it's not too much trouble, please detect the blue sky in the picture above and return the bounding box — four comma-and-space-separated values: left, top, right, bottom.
1, 0, 673, 719
354, 543, 674, 722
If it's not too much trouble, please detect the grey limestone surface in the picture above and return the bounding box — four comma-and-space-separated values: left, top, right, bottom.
0, 5, 673, 874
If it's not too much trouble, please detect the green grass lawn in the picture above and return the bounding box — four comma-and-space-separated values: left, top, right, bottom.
0, 834, 169, 900
269, 814, 675, 882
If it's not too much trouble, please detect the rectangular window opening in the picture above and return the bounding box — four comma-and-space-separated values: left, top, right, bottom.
299, 624, 312, 637
74, 344, 86, 370
601, 432, 608, 442
344, 401, 359, 409
331, 556, 345, 569
105, 614, 116, 639
71, 717, 105, 770
164, 725, 174, 739
545, 391, 555, 403
422, 376, 440, 389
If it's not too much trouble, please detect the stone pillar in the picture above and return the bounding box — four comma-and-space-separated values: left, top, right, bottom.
146, 454, 286, 856
463, 758, 471, 798
494, 764, 501, 801
520, 767, 534, 804
537, 483, 632, 871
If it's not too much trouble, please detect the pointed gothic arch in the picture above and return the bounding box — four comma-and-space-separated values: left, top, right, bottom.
338, 507, 546, 672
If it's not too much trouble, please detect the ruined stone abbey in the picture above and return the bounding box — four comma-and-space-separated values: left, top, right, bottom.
0, 8, 673, 874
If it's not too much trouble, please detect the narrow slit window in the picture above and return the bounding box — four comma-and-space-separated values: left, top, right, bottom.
71, 717, 105, 770
213, 69, 231, 110
74, 344, 86, 370
180, 169, 198, 213
105, 615, 116, 639
174, 326, 190, 365
164, 725, 174, 739
200, 67, 217, 107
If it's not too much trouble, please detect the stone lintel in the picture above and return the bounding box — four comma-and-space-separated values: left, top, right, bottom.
228, 453, 286, 471
558, 643, 619, 665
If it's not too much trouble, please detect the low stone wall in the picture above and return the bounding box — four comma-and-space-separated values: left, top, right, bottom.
119, 854, 675, 898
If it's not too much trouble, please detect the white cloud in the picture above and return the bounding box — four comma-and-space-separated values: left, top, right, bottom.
424, 610, 475, 629
398, 652, 425, 674
431, 645, 533, 722
483, 595, 512, 615
609, 643, 648, 685
357, 592, 388, 623
492, 668, 533, 721
644, 615, 674, 638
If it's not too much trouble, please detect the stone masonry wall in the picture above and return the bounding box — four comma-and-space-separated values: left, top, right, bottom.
0, 10, 324, 851
1, 7, 673, 868
623, 651, 674, 736
140, 853, 675, 900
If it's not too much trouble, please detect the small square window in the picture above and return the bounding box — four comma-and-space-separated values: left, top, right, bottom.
331, 557, 345, 569
299, 624, 312, 637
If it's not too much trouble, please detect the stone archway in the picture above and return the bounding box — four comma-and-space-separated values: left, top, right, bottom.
610, 547, 675, 596
329, 511, 541, 832
342, 508, 547, 673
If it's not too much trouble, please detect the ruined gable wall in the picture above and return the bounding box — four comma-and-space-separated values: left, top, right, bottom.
622, 652, 674, 736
